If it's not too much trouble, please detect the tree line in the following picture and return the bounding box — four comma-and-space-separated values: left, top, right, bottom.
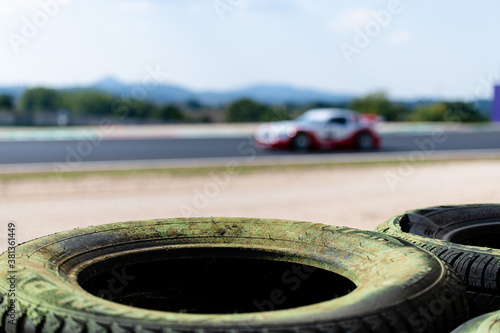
0, 88, 487, 125
11, 88, 187, 123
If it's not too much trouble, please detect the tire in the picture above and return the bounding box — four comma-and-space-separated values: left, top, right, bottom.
355, 131, 374, 151
292, 133, 311, 151
451, 310, 500, 332
0, 217, 468, 333
375, 204, 500, 316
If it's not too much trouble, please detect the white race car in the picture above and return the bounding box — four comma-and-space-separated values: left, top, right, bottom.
254, 108, 381, 151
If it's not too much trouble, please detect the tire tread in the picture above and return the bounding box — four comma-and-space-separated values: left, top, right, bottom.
0, 266, 467, 333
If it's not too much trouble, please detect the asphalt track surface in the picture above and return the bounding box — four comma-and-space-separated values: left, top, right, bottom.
1, 132, 500, 166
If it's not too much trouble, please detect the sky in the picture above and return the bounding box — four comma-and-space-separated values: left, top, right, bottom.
1, 0, 499, 100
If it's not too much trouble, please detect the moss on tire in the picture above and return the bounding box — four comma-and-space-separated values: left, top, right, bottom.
1, 217, 468, 332
451, 310, 500, 332
376, 204, 500, 316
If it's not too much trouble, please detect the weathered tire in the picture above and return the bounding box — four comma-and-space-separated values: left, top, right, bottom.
0, 217, 468, 333
376, 204, 500, 316
451, 310, 500, 332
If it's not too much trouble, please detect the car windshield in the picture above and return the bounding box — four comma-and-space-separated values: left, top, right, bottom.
296, 110, 339, 123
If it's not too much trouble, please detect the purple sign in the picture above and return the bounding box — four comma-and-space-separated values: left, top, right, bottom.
492, 85, 500, 122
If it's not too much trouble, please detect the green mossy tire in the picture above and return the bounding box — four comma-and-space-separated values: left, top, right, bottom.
1, 217, 467, 333
451, 310, 500, 332
376, 204, 500, 316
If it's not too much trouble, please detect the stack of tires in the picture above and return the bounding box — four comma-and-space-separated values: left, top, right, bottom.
376, 204, 500, 332
0, 206, 499, 332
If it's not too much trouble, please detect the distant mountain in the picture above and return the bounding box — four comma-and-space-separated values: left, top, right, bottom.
86, 77, 353, 105
87, 77, 196, 104
198, 84, 353, 105
0, 77, 491, 110
90, 77, 125, 92
1, 79, 492, 114
0, 85, 28, 100
2, 77, 352, 106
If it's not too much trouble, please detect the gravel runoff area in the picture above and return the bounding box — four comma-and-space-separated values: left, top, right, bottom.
1, 159, 500, 251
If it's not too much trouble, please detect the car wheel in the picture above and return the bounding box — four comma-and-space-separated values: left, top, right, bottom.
292, 133, 311, 151
376, 204, 500, 316
356, 131, 374, 151
1, 217, 468, 333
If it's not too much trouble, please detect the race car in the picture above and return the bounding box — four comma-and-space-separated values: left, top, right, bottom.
254, 108, 381, 151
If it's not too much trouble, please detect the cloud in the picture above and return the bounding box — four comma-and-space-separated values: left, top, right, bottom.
0, 2, 14, 17
0, 1, 42, 19
116, 0, 153, 13
295, 1, 320, 15
386, 31, 412, 45
329, 6, 374, 32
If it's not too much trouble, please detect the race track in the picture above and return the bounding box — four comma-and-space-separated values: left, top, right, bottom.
1, 131, 500, 165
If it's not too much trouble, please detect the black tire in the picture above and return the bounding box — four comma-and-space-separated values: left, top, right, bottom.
355, 131, 374, 151
0, 217, 468, 333
451, 310, 500, 332
375, 204, 500, 316
292, 133, 311, 151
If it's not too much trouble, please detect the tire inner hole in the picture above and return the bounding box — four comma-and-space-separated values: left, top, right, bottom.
445, 222, 500, 248
79, 256, 355, 314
